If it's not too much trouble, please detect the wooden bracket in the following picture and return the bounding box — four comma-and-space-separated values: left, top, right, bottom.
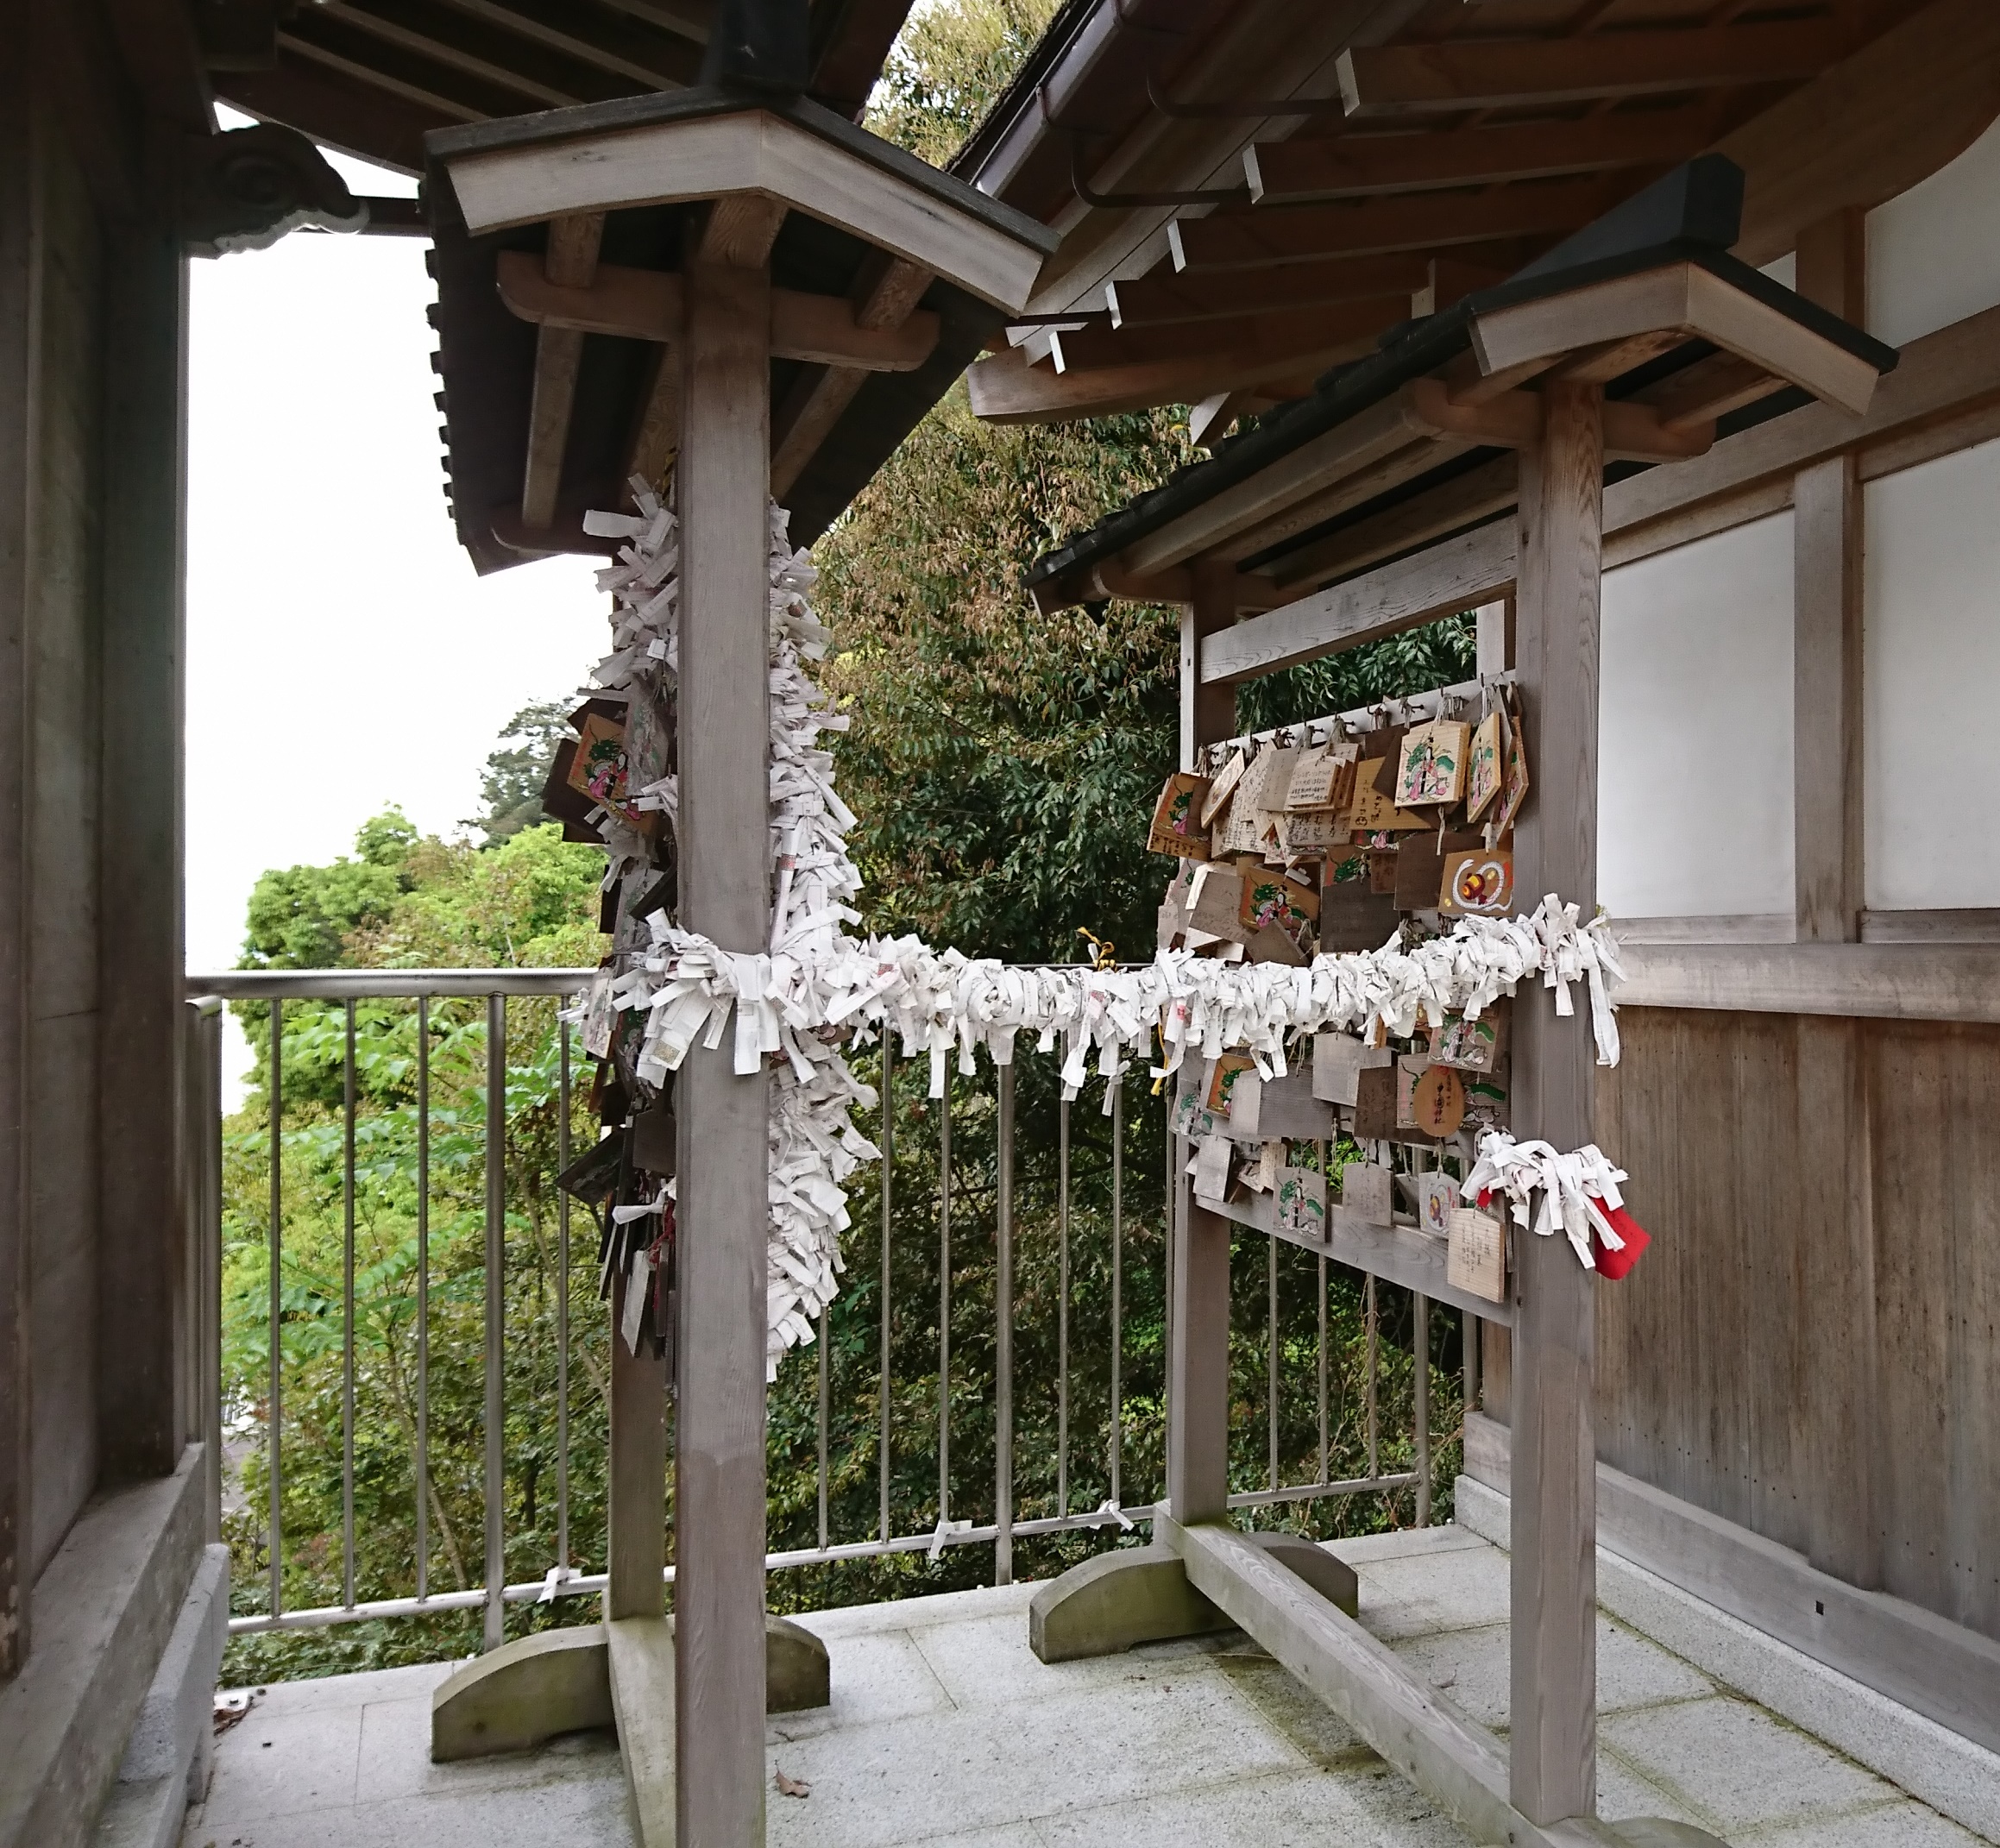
1408, 376, 1713, 464
496, 249, 941, 371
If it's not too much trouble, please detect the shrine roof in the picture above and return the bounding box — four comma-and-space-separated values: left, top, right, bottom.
1023, 157, 1899, 614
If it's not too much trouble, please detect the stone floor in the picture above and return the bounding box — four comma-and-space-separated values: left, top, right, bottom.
181, 1524, 1993, 1848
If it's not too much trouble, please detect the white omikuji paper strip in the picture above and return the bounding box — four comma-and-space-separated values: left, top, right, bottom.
575, 484, 1633, 1373
1461, 1131, 1632, 1273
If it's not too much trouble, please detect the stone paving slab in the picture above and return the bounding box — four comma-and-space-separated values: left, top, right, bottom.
184, 1525, 1996, 1848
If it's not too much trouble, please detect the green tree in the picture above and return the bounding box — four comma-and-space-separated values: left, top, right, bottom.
469, 698, 574, 845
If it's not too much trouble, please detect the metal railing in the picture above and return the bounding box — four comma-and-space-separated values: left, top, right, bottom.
190, 967, 1453, 1643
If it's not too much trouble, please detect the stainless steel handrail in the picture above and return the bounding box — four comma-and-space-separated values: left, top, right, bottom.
203, 966, 1447, 1639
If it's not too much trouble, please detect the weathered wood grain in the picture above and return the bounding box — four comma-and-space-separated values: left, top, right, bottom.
671, 257, 772, 1847
1508, 381, 1601, 1826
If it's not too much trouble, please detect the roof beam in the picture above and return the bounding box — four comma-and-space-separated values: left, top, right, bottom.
312, 3, 587, 109
521, 212, 605, 531
496, 249, 943, 370
425, 0, 701, 90
1167, 176, 1617, 273
1712, 0, 2000, 266
1051, 296, 1408, 376
1245, 108, 1717, 205
965, 325, 1378, 424
217, 57, 443, 173
1336, 20, 1842, 118
276, 29, 484, 123
1107, 252, 1431, 329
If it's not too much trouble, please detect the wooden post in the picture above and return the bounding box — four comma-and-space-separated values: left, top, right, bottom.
673, 253, 773, 1848
1167, 558, 1236, 1526
97, 216, 188, 1484
1508, 380, 1602, 1827
0, 28, 31, 1682
1792, 207, 1882, 1590
606, 1269, 668, 1619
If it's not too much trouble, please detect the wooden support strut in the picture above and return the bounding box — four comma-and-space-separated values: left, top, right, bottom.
1508, 380, 1604, 1828
671, 252, 775, 1847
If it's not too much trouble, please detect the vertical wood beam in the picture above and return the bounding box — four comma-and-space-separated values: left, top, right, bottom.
520, 212, 604, 531
673, 253, 772, 1848
0, 24, 34, 1682
1508, 380, 1603, 1828
1167, 557, 1236, 1526
1793, 207, 1865, 946
1469, 598, 1512, 1416
1791, 206, 1879, 1590
606, 1267, 668, 1619
97, 211, 188, 1484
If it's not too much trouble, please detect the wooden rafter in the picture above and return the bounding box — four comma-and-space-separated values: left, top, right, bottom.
1336, 19, 1842, 117
275, 29, 484, 123
1106, 252, 1431, 330
311, 2, 587, 110
1246, 107, 1720, 205
1050, 296, 1407, 378
424, 0, 701, 91
520, 211, 605, 531
1166, 176, 1618, 273
966, 327, 1378, 425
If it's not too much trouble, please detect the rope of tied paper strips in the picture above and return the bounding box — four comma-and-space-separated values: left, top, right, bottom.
570, 483, 1638, 1373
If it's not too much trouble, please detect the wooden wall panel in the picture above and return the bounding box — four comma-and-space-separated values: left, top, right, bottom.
1869, 1021, 2000, 1638
1594, 1007, 2000, 1646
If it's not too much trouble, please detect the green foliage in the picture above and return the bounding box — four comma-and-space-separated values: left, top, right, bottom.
867, 0, 1063, 166
469, 698, 574, 845
1236, 613, 1480, 737
817, 388, 1189, 964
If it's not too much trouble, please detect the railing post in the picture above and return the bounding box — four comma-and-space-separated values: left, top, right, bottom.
483, 992, 506, 1652
267, 998, 284, 1622
995, 1063, 1015, 1585
188, 1000, 223, 1544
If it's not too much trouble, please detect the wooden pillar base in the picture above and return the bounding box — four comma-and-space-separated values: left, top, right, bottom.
1028, 1543, 1230, 1663
1149, 1517, 1722, 1848
430, 1613, 830, 1770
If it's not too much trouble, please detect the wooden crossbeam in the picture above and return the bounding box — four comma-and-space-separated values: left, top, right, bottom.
1637, 349, 1784, 431
495, 250, 941, 369
966, 330, 1375, 424
520, 211, 604, 531
1107, 252, 1431, 329
1408, 376, 1714, 464
1051, 296, 1406, 376
1167, 176, 1615, 273
1246, 107, 1717, 204
1336, 19, 1841, 117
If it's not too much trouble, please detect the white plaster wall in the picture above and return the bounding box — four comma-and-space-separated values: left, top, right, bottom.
1864, 438, 2000, 909
1598, 513, 1796, 919
1868, 115, 2000, 348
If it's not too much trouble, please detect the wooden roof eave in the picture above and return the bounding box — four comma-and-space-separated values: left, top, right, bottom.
425, 88, 1057, 575
961, 0, 2000, 425
1025, 160, 1898, 619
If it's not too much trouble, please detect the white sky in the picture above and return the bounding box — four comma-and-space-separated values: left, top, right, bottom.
190, 118, 614, 1090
